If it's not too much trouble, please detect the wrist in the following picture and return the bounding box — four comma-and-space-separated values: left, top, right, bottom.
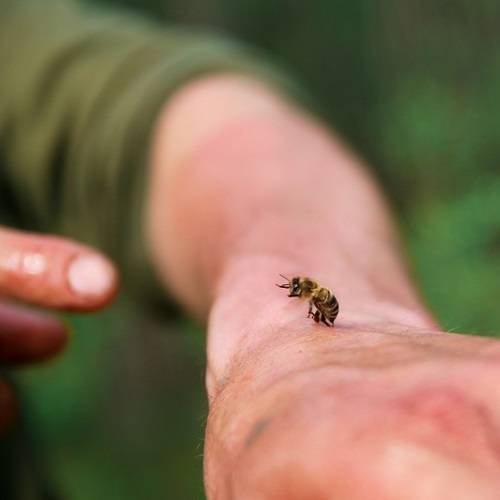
205, 252, 438, 399
146, 74, 437, 347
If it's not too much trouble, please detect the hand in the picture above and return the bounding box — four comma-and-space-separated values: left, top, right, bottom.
204, 261, 500, 500
0, 226, 117, 435
145, 75, 499, 499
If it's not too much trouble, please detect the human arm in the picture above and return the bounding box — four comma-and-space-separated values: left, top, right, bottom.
3, 2, 500, 498
146, 75, 500, 499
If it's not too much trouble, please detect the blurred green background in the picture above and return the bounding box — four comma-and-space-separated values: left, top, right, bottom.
9, 0, 500, 498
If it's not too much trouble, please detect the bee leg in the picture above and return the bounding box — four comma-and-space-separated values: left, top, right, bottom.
313, 310, 321, 323
320, 314, 331, 327
307, 300, 314, 318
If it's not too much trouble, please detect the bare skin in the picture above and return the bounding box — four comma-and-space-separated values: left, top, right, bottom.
0, 226, 117, 433
146, 75, 500, 499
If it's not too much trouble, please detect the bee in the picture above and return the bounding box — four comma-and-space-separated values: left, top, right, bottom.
276, 275, 339, 327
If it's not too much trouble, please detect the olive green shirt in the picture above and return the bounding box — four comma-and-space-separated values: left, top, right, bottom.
0, 0, 303, 306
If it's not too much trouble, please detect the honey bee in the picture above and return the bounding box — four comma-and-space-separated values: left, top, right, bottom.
276, 275, 339, 327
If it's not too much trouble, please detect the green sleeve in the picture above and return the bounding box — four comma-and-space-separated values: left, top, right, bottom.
0, 0, 307, 308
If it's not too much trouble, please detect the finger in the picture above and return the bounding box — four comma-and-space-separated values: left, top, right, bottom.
0, 381, 15, 435
0, 227, 118, 310
0, 302, 67, 365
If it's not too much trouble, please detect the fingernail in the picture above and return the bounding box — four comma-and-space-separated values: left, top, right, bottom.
68, 254, 115, 297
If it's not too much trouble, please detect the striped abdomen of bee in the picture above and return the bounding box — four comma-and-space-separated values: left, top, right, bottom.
311, 286, 339, 327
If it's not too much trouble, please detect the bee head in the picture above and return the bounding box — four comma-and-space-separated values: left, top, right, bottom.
276, 275, 302, 297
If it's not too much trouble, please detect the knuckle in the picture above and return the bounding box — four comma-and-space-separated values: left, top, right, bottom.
0, 235, 81, 306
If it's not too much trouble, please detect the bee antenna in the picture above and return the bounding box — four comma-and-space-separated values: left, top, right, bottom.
276, 273, 291, 288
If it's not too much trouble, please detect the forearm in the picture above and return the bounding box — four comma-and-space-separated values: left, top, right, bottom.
145, 75, 436, 383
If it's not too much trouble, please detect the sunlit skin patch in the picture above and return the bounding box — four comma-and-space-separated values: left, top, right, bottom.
0, 249, 47, 276
22, 253, 47, 275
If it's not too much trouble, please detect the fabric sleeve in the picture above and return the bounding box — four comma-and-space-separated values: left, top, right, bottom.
0, 0, 309, 308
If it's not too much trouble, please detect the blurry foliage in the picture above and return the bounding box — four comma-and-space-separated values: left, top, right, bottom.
13, 1, 500, 499
16, 302, 207, 500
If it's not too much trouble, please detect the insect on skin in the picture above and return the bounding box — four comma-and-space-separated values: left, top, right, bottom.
276, 274, 339, 327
